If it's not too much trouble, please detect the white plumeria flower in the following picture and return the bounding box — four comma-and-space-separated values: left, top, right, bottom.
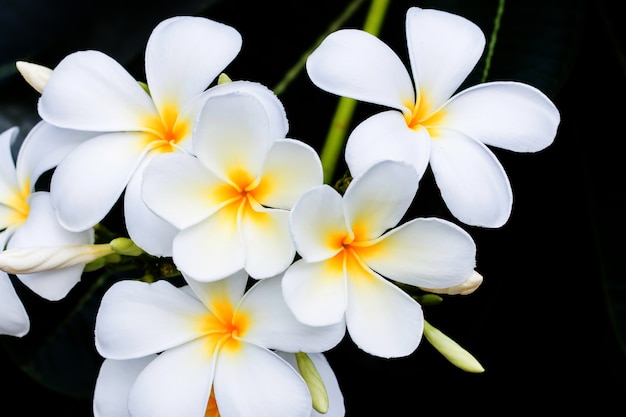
94, 270, 345, 417
306, 6, 560, 228
142, 92, 322, 281
282, 160, 476, 358
38, 16, 283, 256
93, 352, 344, 417
0, 124, 95, 336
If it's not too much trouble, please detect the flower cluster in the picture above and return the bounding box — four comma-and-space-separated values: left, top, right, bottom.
0, 6, 559, 417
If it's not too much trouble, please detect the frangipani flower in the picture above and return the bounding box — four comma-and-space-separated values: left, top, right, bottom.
0, 124, 95, 335
94, 270, 345, 417
142, 91, 322, 281
282, 160, 476, 358
93, 352, 344, 417
38, 15, 277, 256
306, 6, 560, 228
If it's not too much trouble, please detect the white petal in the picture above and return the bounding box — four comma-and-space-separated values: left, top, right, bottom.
442, 81, 560, 152
183, 269, 248, 310
0, 127, 19, 201
95, 280, 207, 359
38, 50, 158, 131
16, 121, 97, 187
289, 185, 347, 262
203, 80, 289, 140
142, 153, 225, 230
346, 266, 423, 358
360, 217, 476, 289
278, 352, 346, 417
145, 16, 242, 112
8, 192, 93, 300
282, 258, 348, 327
240, 276, 345, 352
215, 343, 312, 417
124, 163, 177, 257
343, 160, 418, 240
0, 271, 29, 337
128, 339, 214, 417
93, 356, 156, 417
173, 205, 244, 282
406, 7, 485, 112
306, 29, 414, 111
256, 139, 323, 209
241, 207, 294, 279
50, 132, 148, 231
430, 128, 512, 227
194, 92, 271, 181
344, 110, 431, 179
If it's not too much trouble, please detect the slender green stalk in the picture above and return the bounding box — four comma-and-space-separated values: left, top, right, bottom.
481, 0, 506, 82
320, 0, 391, 184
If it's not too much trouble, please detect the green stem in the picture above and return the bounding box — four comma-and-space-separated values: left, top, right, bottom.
320, 0, 391, 184
481, 0, 505, 82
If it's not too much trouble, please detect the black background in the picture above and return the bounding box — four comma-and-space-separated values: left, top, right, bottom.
0, 0, 624, 415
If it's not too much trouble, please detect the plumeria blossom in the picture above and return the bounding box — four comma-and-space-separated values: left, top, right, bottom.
0, 123, 95, 336
282, 160, 476, 358
38, 15, 285, 256
142, 91, 322, 281
94, 270, 345, 417
306, 6, 560, 228
93, 352, 344, 417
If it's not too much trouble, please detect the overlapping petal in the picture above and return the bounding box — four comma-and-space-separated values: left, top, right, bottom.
50, 132, 150, 231
95, 280, 208, 359
345, 261, 423, 358
344, 111, 431, 179
0, 127, 19, 201
240, 205, 293, 279
173, 205, 244, 282
145, 16, 242, 113
8, 192, 93, 300
289, 185, 347, 263
255, 139, 323, 209
406, 7, 485, 113
306, 29, 414, 111
429, 128, 512, 227
128, 339, 214, 417
193, 92, 272, 182
442, 81, 560, 152
215, 343, 312, 417
282, 258, 348, 327
38, 50, 158, 132
343, 161, 419, 240
239, 275, 345, 352
93, 356, 156, 417
359, 217, 476, 289
184, 269, 248, 311
0, 272, 29, 337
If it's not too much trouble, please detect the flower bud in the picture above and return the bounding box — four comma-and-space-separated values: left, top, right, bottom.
423, 320, 484, 373
295, 352, 329, 414
420, 270, 483, 296
16, 61, 52, 94
109, 237, 143, 256
0, 243, 114, 274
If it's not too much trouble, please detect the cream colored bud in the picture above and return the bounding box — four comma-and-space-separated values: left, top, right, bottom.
16, 61, 52, 94
0, 243, 114, 274
217, 73, 232, 84
420, 270, 483, 296
109, 238, 143, 256
295, 352, 329, 414
423, 320, 484, 373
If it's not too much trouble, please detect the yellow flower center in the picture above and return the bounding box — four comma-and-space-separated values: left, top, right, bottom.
4, 180, 31, 227
140, 102, 191, 153
403, 91, 447, 138
199, 297, 250, 356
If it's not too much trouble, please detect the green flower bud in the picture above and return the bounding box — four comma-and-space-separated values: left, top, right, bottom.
423, 320, 484, 373
218, 73, 232, 84
295, 352, 329, 414
109, 238, 144, 256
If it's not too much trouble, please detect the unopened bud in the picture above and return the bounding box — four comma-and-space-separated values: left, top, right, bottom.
16, 61, 52, 94
423, 320, 484, 373
217, 73, 232, 84
420, 270, 483, 296
0, 243, 114, 274
295, 352, 329, 414
109, 238, 143, 256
